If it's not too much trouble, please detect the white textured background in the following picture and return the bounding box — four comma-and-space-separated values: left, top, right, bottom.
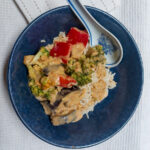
0, 0, 150, 150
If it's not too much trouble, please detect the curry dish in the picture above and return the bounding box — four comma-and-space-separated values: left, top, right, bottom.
24, 27, 116, 126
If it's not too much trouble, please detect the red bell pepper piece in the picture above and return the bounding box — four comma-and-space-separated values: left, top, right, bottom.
50, 42, 71, 64
67, 27, 89, 46
61, 58, 68, 64
59, 76, 77, 88
50, 42, 71, 57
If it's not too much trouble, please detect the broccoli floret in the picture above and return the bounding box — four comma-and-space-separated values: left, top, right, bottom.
43, 88, 55, 100
65, 58, 77, 75
38, 89, 45, 97
40, 76, 49, 86
72, 72, 92, 86
65, 47, 106, 86
95, 45, 104, 56
81, 58, 95, 74
86, 45, 106, 65
30, 83, 55, 100
40, 47, 49, 56
27, 65, 36, 80
65, 57, 93, 86
30, 86, 39, 96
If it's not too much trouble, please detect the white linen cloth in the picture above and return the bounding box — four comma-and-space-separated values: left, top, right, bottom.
14, 0, 120, 22
0, 0, 150, 150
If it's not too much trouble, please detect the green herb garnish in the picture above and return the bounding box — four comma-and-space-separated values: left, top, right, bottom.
71, 72, 92, 86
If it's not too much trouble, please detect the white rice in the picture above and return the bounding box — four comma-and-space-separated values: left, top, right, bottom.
104, 68, 116, 89
40, 39, 46, 43
80, 72, 98, 104
53, 32, 68, 43
81, 68, 116, 118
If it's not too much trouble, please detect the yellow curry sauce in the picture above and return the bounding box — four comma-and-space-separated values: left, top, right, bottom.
24, 28, 116, 126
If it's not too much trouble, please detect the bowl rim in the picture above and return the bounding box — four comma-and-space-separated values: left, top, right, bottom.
7, 5, 144, 149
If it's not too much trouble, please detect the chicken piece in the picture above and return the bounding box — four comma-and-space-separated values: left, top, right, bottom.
24, 55, 34, 65
54, 89, 86, 116
32, 64, 41, 72
86, 47, 98, 57
47, 56, 62, 65
44, 64, 65, 76
48, 65, 65, 86
62, 89, 86, 107
53, 102, 77, 116
67, 27, 89, 46
71, 43, 85, 59
71, 110, 83, 123
55, 86, 79, 102
91, 80, 108, 101
24, 54, 62, 69
96, 63, 107, 80
52, 110, 83, 126
38, 56, 62, 68
50, 90, 59, 105
41, 65, 65, 89
42, 73, 59, 88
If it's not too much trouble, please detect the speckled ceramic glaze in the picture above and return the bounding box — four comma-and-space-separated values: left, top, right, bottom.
7, 6, 143, 149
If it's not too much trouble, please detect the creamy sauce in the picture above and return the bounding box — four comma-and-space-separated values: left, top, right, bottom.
24, 28, 116, 126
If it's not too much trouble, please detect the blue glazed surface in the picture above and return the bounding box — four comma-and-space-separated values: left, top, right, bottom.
7, 6, 143, 148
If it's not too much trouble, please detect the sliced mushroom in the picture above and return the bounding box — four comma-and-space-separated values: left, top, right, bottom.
62, 89, 86, 107
41, 99, 62, 115
59, 86, 79, 96
43, 67, 49, 76
43, 64, 65, 76
55, 86, 80, 103
53, 99, 62, 108
51, 110, 83, 126
53, 89, 86, 117
40, 86, 79, 115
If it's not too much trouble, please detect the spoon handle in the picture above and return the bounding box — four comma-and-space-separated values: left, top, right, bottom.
67, 0, 103, 45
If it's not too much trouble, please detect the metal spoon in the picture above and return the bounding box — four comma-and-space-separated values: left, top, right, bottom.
67, 0, 123, 67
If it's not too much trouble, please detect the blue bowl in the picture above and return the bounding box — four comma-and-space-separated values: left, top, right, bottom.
7, 6, 143, 148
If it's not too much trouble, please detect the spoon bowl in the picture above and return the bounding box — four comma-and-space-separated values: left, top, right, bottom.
67, 0, 123, 67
